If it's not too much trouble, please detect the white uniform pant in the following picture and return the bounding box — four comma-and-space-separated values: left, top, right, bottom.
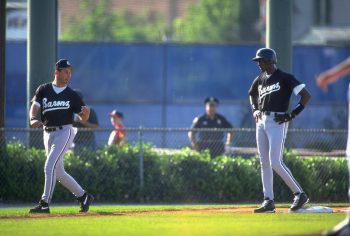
41, 125, 85, 203
256, 114, 303, 200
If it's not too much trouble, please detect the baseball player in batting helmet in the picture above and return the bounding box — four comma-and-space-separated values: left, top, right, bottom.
249, 48, 312, 213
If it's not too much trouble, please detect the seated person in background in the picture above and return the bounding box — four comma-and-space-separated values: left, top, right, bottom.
73, 90, 99, 151
108, 110, 127, 145
188, 97, 234, 158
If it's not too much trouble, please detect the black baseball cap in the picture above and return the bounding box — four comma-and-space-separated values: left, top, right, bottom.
56, 59, 72, 70
204, 96, 219, 105
109, 110, 124, 119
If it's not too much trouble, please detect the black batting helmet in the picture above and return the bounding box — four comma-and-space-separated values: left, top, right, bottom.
252, 48, 277, 64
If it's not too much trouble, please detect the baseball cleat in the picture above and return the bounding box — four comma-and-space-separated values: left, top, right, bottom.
323, 216, 350, 236
77, 192, 94, 213
290, 192, 309, 211
254, 198, 276, 213
29, 200, 50, 214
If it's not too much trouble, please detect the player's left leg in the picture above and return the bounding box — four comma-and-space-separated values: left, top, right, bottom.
55, 127, 94, 212
267, 120, 308, 211
55, 157, 94, 212
55, 157, 85, 197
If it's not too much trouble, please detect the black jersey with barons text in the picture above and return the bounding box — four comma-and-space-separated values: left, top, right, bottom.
33, 83, 85, 127
248, 69, 302, 112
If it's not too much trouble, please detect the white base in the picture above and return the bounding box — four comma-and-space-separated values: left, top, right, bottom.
288, 206, 333, 213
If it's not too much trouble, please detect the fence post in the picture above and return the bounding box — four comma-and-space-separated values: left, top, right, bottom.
0, 0, 5, 151
138, 126, 145, 202
161, 44, 168, 147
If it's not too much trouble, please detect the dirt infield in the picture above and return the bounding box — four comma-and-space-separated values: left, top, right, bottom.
1, 206, 348, 220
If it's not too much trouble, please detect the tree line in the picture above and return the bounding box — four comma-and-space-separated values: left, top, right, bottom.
60, 0, 260, 43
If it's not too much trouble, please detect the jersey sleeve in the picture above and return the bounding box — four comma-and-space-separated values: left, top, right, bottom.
72, 91, 86, 114
191, 116, 200, 129
32, 85, 44, 107
248, 77, 259, 97
284, 74, 302, 91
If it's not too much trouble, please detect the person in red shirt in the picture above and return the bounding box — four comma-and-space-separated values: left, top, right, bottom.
108, 110, 127, 145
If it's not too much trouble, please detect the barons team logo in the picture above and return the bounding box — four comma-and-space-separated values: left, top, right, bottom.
258, 82, 280, 99
42, 98, 70, 114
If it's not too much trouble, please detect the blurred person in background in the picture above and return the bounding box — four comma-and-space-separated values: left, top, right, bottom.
108, 110, 127, 145
316, 58, 350, 236
188, 97, 233, 158
73, 89, 99, 151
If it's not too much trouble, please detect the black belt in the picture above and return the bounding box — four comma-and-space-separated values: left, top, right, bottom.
261, 111, 285, 116
44, 126, 63, 132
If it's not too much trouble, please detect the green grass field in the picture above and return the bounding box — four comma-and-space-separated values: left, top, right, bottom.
0, 204, 346, 236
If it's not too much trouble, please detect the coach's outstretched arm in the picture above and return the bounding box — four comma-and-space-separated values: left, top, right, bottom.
317, 57, 350, 91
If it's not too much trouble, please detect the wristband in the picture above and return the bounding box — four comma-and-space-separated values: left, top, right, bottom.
291, 103, 304, 117
30, 117, 37, 121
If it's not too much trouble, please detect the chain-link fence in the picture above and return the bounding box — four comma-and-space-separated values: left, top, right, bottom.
0, 127, 348, 203
2, 127, 347, 156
